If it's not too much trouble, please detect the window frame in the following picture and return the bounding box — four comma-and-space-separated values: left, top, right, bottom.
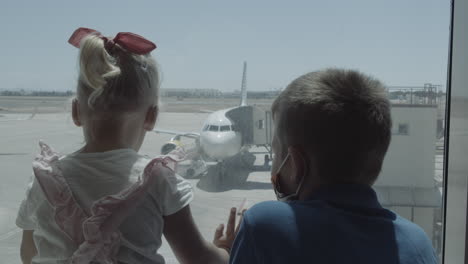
442, 0, 468, 263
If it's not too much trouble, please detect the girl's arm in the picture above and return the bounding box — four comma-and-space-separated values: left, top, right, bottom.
20, 230, 37, 264
163, 205, 229, 264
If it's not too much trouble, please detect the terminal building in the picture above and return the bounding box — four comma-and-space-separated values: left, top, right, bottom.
375, 84, 445, 253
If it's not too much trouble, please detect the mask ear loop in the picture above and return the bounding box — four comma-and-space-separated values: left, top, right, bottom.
277, 153, 291, 174
273, 153, 290, 193
293, 151, 310, 198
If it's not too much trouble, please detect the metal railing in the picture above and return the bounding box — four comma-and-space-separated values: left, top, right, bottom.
387, 83, 445, 106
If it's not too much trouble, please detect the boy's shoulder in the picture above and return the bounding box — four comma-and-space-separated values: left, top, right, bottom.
244, 201, 304, 228
393, 214, 435, 248
244, 199, 329, 227
393, 214, 431, 238
245, 199, 325, 219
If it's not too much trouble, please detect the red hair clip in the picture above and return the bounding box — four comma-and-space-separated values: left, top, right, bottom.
68, 27, 157, 55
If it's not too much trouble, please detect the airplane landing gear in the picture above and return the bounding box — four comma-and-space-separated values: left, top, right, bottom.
264, 154, 270, 167
197, 152, 256, 191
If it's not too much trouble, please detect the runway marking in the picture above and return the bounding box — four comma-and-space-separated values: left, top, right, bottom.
0, 228, 21, 241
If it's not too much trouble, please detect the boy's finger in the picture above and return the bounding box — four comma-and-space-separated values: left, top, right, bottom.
214, 224, 224, 241
226, 207, 236, 236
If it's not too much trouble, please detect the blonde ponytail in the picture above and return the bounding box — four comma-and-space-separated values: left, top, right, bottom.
78, 35, 121, 108
76, 34, 159, 113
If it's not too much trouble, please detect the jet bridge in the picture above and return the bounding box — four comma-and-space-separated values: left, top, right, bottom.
225, 105, 272, 147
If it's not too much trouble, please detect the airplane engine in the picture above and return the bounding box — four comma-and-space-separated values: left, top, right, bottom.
161, 138, 182, 155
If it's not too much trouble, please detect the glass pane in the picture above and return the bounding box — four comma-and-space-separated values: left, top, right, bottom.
0, 1, 451, 263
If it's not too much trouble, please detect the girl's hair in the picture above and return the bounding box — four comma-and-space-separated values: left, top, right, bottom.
77, 34, 159, 114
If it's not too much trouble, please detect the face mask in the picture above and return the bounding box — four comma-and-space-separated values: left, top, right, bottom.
271, 153, 306, 202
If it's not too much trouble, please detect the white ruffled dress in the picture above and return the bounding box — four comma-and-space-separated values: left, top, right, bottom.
16, 142, 193, 264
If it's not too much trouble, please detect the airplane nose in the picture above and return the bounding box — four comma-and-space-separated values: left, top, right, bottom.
201, 133, 241, 160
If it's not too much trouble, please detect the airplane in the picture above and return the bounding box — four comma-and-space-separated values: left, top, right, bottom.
153, 62, 273, 179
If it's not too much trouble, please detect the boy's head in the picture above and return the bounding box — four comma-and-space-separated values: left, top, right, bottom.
271, 68, 392, 190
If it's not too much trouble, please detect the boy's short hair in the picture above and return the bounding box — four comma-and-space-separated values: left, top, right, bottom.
272, 68, 392, 185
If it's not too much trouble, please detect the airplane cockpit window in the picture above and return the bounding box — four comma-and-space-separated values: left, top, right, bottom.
209, 125, 219, 132
0, 1, 456, 263
220, 125, 231, 132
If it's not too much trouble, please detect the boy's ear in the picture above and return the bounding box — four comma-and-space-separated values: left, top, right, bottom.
72, 99, 82, 127
288, 146, 308, 185
144, 106, 158, 131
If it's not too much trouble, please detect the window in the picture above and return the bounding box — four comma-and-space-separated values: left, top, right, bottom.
396, 123, 409, 135
0, 1, 458, 263
220, 125, 231, 132
257, 119, 264, 129
208, 125, 219, 132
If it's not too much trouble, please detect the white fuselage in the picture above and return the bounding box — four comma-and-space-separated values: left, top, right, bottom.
199, 109, 242, 161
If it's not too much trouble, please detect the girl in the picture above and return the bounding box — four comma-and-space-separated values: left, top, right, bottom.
16, 28, 235, 264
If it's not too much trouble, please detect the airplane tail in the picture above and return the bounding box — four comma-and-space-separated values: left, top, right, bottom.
240, 61, 247, 106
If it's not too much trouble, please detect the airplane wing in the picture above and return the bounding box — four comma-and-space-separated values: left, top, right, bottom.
152, 128, 200, 139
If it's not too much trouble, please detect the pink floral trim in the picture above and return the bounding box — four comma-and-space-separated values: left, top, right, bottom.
33, 141, 87, 244
33, 141, 183, 264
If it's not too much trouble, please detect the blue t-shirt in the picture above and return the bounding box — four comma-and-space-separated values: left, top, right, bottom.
230, 184, 437, 264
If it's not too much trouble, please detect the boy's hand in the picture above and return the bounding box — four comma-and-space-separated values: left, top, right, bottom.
213, 207, 246, 253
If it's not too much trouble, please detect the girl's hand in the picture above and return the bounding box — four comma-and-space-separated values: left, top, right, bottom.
213, 207, 246, 253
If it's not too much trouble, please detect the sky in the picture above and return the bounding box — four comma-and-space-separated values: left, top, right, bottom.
0, 0, 451, 92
